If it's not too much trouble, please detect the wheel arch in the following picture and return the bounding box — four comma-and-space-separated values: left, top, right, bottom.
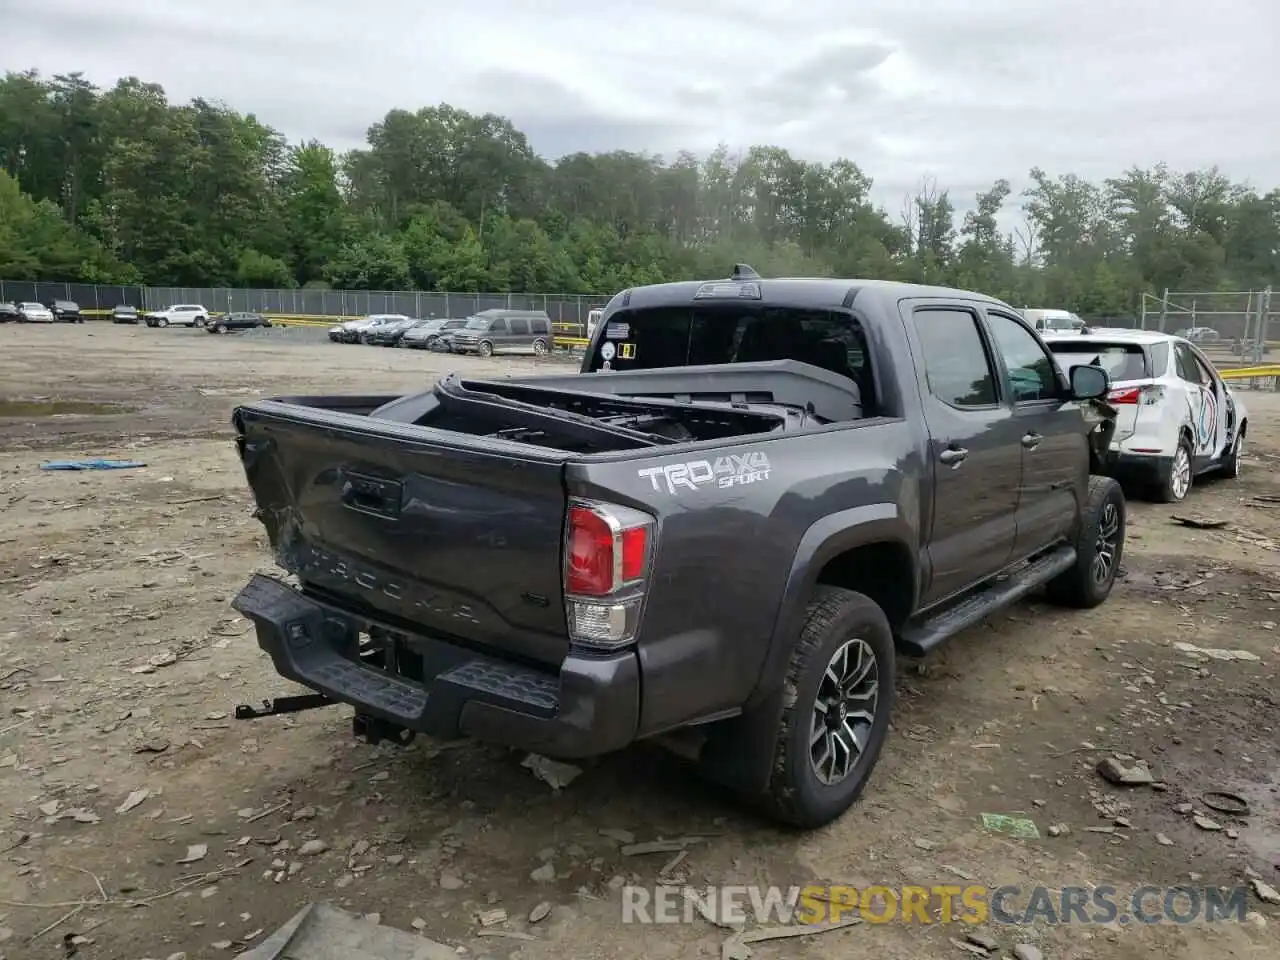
693, 507, 918, 796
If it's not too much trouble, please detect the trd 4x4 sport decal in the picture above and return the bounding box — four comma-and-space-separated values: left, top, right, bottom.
637, 451, 772, 495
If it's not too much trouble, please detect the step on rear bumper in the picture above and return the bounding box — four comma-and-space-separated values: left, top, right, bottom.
231, 574, 639, 758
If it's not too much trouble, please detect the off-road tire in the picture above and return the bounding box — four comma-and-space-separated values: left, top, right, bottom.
477, 340, 494, 357
756, 586, 895, 829
1220, 427, 1245, 479
1153, 435, 1194, 503
1045, 475, 1125, 609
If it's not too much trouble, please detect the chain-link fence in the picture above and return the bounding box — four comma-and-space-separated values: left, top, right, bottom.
0, 280, 612, 334
1139, 289, 1275, 346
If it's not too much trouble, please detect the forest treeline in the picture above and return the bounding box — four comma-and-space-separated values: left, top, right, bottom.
1, 69, 1277, 313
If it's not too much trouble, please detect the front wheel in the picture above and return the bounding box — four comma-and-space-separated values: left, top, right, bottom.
210, 323, 225, 334
477, 340, 494, 357
158, 318, 169, 328
194, 316, 206, 328
756, 587, 895, 828
1045, 475, 1126, 609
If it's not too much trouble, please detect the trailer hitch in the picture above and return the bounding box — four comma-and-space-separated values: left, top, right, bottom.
235, 693, 334, 720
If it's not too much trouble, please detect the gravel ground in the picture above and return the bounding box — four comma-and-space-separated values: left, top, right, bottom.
0, 323, 1277, 960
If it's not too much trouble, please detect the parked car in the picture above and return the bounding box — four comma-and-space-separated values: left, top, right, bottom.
1023, 308, 1087, 334
111, 305, 140, 324
399, 317, 469, 350
1043, 329, 1246, 503
327, 314, 410, 344
361, 316, 418, 346
446, 309, 554, 357
17, 302, 54, 323
208, 312, 271, 333
229, 265, 1123, 828
1175, 327, 1220, 343
586, 308, 604, 340
48, 299, 83, 323
0, 302, 19, 323
146, 304, 209, 328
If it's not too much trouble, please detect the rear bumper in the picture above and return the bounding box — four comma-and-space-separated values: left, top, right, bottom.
231, 574, 640, 759
1103, 450, 1171, 484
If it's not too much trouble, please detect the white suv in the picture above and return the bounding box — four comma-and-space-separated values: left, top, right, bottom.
1044, 330, 1247, 503
146, 304, 209, 328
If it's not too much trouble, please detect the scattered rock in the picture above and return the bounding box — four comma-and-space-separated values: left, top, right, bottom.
1155, 833, 1174, 846
1174, 803, 1193, 815
115, 788, 151, 814
1250, 879, 1280, 905
386, 854, 404, 866
1245, 911, 1267, 929
914, 838, 936, 851
411, 918, 428, 931
1096, 758, 1154, 787
965, 930, 999, 952
529, 901, 552, 923
1013, 945, 1043, 960
521, 753, 582, 790
211, 941, 233, 951
530, 863, 556, 883
1193, 815, 1222, 832
38, 800, 60, 817
291, 806, 317, 821
177, 843, 208, 864
439, 871, 465, 890
476, 908, 507, 927
298, 839, 328, 857
1047, 824, 1070, 838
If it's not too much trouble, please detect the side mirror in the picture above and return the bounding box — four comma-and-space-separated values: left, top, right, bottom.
1070, 364, 1110, 400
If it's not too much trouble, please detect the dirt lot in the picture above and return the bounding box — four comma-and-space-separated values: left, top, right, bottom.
1, 323, 1277, 960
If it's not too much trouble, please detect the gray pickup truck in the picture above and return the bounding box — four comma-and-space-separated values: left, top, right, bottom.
230, 266, 1124, 827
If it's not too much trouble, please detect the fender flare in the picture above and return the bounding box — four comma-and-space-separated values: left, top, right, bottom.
694, 503, 918, 795
748, 502, 918, 709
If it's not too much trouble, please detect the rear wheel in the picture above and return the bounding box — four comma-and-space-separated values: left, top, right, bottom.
1045, 475, 1125, 609
194, 316, 206, 328
1220, 428, 1245, 479
755, 587, 894, 828
1154, 436, 1194, 503
532, 338, 548, 357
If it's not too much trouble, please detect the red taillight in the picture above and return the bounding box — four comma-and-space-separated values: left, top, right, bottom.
566, 505, 615, 596
1108, 387, 1140, 404
621, 527, 647, 581
563, 500, 655, 649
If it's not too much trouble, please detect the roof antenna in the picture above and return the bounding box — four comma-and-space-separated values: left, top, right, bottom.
730, 263, 760, 281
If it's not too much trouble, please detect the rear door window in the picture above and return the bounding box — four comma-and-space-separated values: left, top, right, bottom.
509, 318, 530, 335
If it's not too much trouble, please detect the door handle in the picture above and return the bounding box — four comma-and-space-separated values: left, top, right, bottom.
1022, 432, 1042, 449
939, 447, 968, 466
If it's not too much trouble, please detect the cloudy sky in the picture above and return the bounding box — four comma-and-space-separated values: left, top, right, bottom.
6, 0, 1280, 213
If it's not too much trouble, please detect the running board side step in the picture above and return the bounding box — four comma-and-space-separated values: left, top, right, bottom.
898, 545, 1077, 657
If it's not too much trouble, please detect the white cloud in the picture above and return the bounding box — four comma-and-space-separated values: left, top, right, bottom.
6, 0, 1280, 218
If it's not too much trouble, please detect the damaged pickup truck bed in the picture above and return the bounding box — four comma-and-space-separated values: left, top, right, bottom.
231, 266, 1124, 827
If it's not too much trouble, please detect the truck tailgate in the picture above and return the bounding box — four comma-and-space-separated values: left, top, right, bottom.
235, 401, 572, 666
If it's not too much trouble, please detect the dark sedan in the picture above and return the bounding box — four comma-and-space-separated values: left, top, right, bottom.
49, 300, 83, 323
0, 302, 18, 323
112, 305, 140, 324
208, 312, 272, 333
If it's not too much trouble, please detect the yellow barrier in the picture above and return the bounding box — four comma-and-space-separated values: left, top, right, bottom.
1218, 365, 1280, 379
